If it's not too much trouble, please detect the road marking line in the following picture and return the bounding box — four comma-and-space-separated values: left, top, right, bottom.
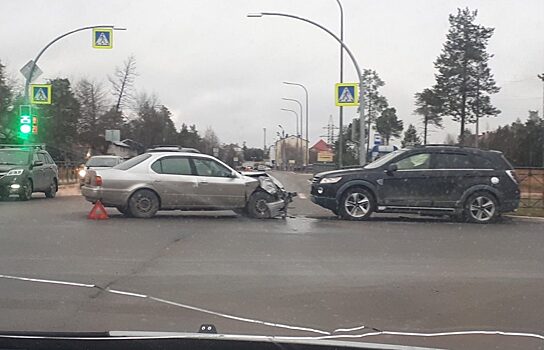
0, 274, 95, 288
298, 194, 307, 199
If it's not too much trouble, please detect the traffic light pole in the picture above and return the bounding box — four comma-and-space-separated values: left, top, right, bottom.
24, 25, 126, 103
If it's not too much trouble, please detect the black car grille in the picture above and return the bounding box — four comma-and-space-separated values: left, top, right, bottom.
311, 176, 321, 184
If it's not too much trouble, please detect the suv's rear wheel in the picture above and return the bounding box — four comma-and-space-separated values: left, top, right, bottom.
339, 187, 374, 221
465, 192, 498, 224
45, 179, 57, 198
128, 189, 160, 218
19, 180, 33, 201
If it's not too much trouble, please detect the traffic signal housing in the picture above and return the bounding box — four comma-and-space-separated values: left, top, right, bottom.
19, 105, 32, 139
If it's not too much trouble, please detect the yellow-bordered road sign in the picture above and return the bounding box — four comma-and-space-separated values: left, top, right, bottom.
92, 28, 113, 49
335, 83, 359, 106
30, 84, 52, 105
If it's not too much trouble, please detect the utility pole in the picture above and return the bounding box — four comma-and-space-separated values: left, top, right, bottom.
263, 127, 266, 158
538, 73, 544, 167
336, 0, 344, 168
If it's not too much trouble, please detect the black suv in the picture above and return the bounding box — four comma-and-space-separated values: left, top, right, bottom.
310, 146, 520, 223
0, 144, 59, 200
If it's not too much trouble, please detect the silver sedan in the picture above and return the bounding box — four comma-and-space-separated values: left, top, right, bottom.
81, 151, 292, 218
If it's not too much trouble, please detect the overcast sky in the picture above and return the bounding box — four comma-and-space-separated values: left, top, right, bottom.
1, 0, 543, 147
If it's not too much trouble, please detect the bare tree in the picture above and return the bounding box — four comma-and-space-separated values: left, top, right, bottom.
109, 55, 138, 113
75, 79, 109, 151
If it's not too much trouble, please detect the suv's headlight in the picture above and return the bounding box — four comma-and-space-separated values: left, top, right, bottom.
6, 169, 24, 176
320, 176, 342, 184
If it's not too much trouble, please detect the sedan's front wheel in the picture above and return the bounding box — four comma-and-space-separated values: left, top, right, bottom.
339, 187, 374, 221
128, 189, 160, 218
247, 191, 274, 219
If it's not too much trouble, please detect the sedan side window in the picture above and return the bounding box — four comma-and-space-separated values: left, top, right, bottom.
152, 157, 192, 175
396, 153, 431, 170
193, 158, 232, 177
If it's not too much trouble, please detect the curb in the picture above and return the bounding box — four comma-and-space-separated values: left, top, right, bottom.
504, 214, 544, 222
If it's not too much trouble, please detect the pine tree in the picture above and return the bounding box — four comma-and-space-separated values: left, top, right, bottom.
414, 88, 442, 144
375, 108, 403, 145
433, 8, 500, 143
401, 124, 421, 147
361, 69, 388, 152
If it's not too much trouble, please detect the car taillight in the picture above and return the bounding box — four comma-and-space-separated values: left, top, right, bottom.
505, 170, 519, 184
95, 176, 103, 186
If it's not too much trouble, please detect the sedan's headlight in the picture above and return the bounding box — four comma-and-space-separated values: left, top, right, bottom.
320, 176, 342, 184
78, 169, 87, 178
6, 169, 24, 176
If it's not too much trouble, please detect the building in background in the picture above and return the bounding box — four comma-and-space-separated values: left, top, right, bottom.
274, 135, 308, 170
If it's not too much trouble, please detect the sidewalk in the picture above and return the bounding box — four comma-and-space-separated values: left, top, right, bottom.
58, 183, 81, 197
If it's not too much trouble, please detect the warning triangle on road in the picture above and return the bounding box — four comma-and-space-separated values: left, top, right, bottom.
88, 200, 109, 220
96, 32, 110, 46
338, 87, 355, 103
34, 88, 48, 101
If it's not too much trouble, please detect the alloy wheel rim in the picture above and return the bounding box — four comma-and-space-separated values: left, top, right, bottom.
345, 192, 370, 218
469, 196, 495, 222
136, 196, 153, 212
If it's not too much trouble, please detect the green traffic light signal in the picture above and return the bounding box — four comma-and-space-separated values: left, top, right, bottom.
19, 105, 32, 138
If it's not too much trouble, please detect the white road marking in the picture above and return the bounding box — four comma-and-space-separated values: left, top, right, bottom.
298, 193, 307, 199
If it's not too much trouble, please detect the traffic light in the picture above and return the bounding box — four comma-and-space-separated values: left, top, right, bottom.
19, 105, 32, 139
32, 116, 39, 135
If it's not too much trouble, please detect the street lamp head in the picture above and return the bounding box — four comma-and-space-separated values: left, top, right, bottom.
113, 27, 127, 31
247, 13, 263, 18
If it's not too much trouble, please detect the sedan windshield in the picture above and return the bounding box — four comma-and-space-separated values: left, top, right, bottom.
0, 150, 30, 165
363, 150, 406, 169
86, 157, 119, 167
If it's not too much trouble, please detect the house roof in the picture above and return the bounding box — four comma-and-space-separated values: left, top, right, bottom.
311, 139, 332, 152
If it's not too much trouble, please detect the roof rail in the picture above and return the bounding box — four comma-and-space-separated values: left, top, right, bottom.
420, 143, 463, 148
0, 143, 46, 150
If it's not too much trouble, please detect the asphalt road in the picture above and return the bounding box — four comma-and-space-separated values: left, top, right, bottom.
1, 171, 543, 350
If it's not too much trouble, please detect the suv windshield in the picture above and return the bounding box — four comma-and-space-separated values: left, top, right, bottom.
86, 157, 119, 167
0, 150, 30, 165
363, 150, 405, 169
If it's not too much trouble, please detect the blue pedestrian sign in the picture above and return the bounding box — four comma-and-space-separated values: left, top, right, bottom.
92, 28, 113, 49
335, 83, 359, 106
30, 84, 52, 105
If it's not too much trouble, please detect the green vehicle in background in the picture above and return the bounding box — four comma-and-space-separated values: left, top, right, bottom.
0, 144, 58, 201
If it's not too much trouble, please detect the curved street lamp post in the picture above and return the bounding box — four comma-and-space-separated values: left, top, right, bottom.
248, 12, 366, 165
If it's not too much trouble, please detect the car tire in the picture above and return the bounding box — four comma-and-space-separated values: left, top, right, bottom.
19, 180, 33, 201
44, 179, 57, 198
464, 191, 498, 224
128, 189, 160, 218
116, 206, 132, 217
247, 191, 274, 219
339, 187, 374, 221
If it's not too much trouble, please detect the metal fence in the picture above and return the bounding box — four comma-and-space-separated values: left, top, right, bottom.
515, 167, 544, 208
57, 162, 80, 184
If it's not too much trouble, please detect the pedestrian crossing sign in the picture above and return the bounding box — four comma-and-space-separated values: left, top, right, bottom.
335, 83, 359, 106
92, 28, 113, 49
30, 84, 52, 105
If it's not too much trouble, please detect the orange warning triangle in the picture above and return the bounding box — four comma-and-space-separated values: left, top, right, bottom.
88, 200, 109, 220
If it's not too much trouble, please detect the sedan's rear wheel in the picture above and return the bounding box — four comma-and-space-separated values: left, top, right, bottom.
128, 189, 160, 218
464, 192, 498, 224
339, 187, 374, 221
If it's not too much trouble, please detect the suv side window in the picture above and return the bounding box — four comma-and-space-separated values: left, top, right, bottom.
192, 158, 232, 177
44, 153, 54, 164
32, 152, 40, 164
433, 153, 472, 169
396, 153, 431, 170
37, 153, 47, 164
471, 155, 496, 169
151, 157, 192, 175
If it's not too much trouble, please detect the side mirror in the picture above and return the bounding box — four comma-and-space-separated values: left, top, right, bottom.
34, 160, 44, 167
385, 163, 398, 174
230, 171, 239, 178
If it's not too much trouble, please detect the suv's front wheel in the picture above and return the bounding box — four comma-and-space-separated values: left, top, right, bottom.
339, 187, 374, 221
464, 192, 498, 224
